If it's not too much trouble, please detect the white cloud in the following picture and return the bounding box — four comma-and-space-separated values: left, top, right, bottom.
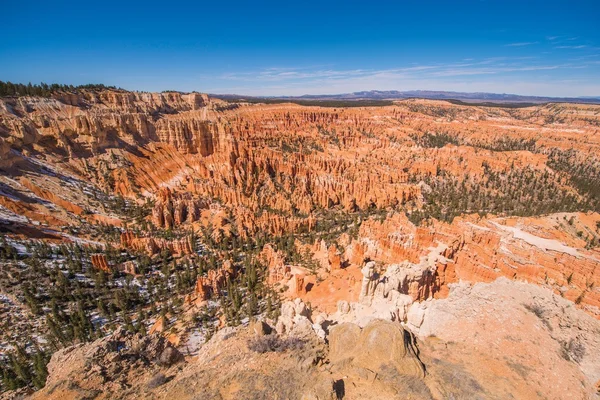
555, 45, 588, 49
201, 55, 600, 97
504, 42, 538, 47
206, 77, 600, 98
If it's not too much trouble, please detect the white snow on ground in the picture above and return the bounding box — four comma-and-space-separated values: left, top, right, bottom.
11, 149, 79, 184
90, 312, 108, 328
74, 273, 93, 283
0, 175, 62, 212
181, 330, 205, 356
0, 187, 22, 202
0, 205, 29, 224
1, 176, 26, 190
5, 239, 29, 255
492, 222, 582, 257
57, 232, 105, 247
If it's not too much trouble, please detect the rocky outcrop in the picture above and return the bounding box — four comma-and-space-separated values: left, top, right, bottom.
327, 244, 342, 271
149, 316, 166, 334
408, 278, 600, 399
260, 244, 290, 285
276, 298, 311, 336
154, 118, 220, 156
329, 320, 425, 379
53, 91, 208, 112
346, 212, 600, 319
311, 240, 344, 272
36, 327, 182, 398
259, 244, 312, 300
118, 261, 138, 275
357, 243, 447, 309
293, 273, 306, 296
91, 253, 137, 276
0, 90, 224, 174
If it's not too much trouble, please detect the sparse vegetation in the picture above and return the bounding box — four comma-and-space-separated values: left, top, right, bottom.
560, 339, 586, 363
247, 334, 305, 353
408, 165, 590, 224
410, 132, 460, 148
146, 372, 167, 389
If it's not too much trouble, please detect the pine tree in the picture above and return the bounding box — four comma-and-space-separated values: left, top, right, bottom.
31, 351, 49, 389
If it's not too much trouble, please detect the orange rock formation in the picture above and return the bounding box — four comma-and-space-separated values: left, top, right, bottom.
90, 254, 110, 272
120, 231, 194, 256
190, 260, 236, 302
1, 91, 599, 320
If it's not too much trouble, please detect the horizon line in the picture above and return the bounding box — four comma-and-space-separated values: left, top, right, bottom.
1, 80, 599, 100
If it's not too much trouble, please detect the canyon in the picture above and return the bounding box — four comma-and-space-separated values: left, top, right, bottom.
0, 89, 599, 399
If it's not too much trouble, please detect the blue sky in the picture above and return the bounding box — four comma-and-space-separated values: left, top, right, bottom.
1, 0, 599, 96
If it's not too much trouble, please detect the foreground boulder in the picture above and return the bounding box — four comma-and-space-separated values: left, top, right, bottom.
329, 320, 425, 380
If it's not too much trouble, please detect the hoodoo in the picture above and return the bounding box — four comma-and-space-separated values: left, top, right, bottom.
1, 89, 599, 399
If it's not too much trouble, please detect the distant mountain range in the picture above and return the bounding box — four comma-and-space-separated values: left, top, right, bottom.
214, 90, 600, 105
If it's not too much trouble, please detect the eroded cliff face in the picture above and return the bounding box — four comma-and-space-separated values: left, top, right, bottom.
0, 91, 216, 157
1, 90, 600, 398
342, 212, 600, 317
3, 94, 600, 236
2, 93, 599, 313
